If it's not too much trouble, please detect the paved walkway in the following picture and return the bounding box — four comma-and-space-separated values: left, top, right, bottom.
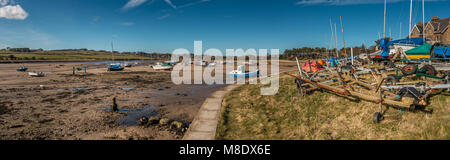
183, 84, 241, 140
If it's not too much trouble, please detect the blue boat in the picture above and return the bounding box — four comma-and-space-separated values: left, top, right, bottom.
107, 63, 124, 71
228, 65, 259, 78
16, 67, 28, 72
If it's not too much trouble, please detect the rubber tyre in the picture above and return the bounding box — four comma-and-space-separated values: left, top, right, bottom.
373, 112, 383, 123
420, 65, 437, 76
401, 64, 417, 75
295, 79, 304, 96
384, 74, 399, 85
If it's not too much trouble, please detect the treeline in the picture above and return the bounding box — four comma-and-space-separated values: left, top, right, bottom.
281, 44, 378, 60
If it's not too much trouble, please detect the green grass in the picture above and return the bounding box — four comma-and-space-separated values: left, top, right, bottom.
0, 51, 152, 61
216, 73, 450, 140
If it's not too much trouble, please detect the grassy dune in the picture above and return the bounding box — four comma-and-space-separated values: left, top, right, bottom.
216, 73, 450, 140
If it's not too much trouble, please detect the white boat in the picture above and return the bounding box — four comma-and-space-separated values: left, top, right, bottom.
228, 65, 259, 78
151, 62, 173, 70
28, 72, 45, 77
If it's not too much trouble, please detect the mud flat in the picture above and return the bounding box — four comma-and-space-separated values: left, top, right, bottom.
0, 62, 225, 140
0, 60, 297, 140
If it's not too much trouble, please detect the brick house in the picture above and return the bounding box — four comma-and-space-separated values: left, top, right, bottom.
410, 16, 450, 44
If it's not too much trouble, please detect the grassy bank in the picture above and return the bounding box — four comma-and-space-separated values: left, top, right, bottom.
0, 51, 152, 61
216, 73, 450, 140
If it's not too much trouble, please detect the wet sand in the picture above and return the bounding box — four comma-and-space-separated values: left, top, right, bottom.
0, 60, 297, 140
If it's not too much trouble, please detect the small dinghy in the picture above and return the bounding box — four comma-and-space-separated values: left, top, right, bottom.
228, 65, 259, 78
16, 67, 28, 72
151, 62, 173, 70
108, 63, 125, 71
28, 72, 45, 77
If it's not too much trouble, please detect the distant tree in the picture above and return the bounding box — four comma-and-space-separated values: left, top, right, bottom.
8, 55, 15, 60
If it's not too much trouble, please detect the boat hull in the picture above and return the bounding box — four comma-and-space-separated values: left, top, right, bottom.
228, 70, 259, 78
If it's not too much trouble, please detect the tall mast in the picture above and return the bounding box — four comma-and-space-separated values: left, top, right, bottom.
329, 18, 334, 53
409, 0, 412, 38
383, 0, 387, 38
334, 23, 338, 57
400, 22, 402, 39
111, 41, 115, 62
340, 16, 347, 57
422, 0, 425, 42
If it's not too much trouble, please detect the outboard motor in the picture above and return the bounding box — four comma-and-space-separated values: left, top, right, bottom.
379, 38, 390, 59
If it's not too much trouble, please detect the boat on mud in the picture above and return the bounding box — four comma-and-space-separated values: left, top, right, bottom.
108, 63, 125, 71
28, 72, 45, 77
16, 67, 28, 72
151, 62, 173, 70
228, 65, 259, 78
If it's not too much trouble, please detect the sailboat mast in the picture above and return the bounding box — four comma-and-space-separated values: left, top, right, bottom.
400, 22, 402, 39
111, 41, 115, 62
422, 0, 425, 42
340, 16, 347, 57
409, 0, 412, 38
334, 23, 338, 57
383, 0, 387, 38
329, 18, 334, 53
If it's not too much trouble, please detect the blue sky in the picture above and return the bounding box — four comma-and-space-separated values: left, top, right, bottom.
0, 0, 448, 53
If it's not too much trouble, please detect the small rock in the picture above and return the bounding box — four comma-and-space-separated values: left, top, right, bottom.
137, 116, 148, 126
159, 118, 170, 126
171, 121, 184, 129
148, 116, 160, 125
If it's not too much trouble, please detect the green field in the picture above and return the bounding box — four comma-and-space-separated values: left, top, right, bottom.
0, 50, 153, 61
216, 73, 450, 140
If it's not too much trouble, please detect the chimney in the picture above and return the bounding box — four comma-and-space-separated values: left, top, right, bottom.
432, 16, 439, 21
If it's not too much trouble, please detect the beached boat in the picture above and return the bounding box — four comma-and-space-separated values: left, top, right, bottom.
108, 63, 125, 71
151, 62, 173, 70
28, 72, 44, 77
16, 67, 28, 72
405, 44, 432, 60
228, 65, 259, 78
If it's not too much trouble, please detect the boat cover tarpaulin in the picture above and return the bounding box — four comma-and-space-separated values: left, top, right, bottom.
405, 44, 432, 55
433, 46, 450, 56
301, 61, 323, 72
387, 38, 424, 46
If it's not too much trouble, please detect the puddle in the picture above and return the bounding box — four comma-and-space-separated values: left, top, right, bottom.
120, 87, 135, 91
101, 105, 158, 126
56, 89, 65, 92
70, 88, 91, 91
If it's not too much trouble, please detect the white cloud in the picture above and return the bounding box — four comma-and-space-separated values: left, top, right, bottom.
0, 0, 9, 6
157, 13, 170, 20
296, 0, 446, 6
0, 5, 28, 20
122, 0, 148, 10
164, 0, 177, 8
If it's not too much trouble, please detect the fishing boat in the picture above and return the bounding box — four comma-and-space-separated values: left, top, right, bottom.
151, 62, 173, 70
228, 65, 259, 78
108, 63, 125, 71
16, 67, 28, 72
28, 72, 45, 77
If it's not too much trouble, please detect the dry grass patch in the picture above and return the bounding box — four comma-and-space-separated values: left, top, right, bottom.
216, 73, 450, 140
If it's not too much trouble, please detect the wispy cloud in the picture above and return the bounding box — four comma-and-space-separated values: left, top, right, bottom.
296, 0, 446, 6
0, 0, 28, 20
164, 0, 177, 8
119, 22, 135, 26
122, 0, 148, 10
0, 27, 60, 48
157, 13, 171, 20
92, 16, 101, 22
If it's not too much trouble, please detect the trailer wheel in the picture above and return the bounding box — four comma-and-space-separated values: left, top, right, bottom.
384, 74, 399, 85
401, 64, 417, 75
295, 79, 304, 97
383, 60, 395, 68
373, 112, 384, 123
420, 65, 437, 76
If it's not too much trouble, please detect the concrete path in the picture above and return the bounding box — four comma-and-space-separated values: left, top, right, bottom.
183, 84, 241, 140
